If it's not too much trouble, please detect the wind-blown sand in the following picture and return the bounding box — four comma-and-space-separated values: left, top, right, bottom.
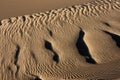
0, 0, 95, 19
0, 0, 120, 80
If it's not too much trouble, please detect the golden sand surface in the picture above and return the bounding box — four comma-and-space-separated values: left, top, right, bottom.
0, 0, 120, 80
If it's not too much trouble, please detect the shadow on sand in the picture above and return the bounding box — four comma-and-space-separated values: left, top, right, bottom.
103, 31, 120, 47
76, 29, 96, 64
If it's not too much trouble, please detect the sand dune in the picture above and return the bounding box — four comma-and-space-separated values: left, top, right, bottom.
0, 0, 95, 19
0, 0, 120, 80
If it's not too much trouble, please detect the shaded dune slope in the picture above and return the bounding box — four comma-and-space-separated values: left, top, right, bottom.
0, 0, 120, 80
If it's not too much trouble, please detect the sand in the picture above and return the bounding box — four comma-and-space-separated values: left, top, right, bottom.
0, 0, 120, 80
0, 0, 95, 19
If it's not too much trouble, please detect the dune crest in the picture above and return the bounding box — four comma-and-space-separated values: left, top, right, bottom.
0, 0, 120, 80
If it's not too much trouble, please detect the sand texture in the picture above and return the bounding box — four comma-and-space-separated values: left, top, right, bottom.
0, 0, 120, 80
0, 0, 95, 19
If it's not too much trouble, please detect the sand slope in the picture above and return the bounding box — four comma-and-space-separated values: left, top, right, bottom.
0, 0, 95, 19
0, 0, 120, 80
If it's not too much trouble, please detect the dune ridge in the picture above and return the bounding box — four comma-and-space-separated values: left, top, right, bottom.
0, 0, 120, 25
0, 0, 120, 80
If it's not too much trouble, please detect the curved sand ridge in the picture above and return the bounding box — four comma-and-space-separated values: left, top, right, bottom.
0, 0, 120, 80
